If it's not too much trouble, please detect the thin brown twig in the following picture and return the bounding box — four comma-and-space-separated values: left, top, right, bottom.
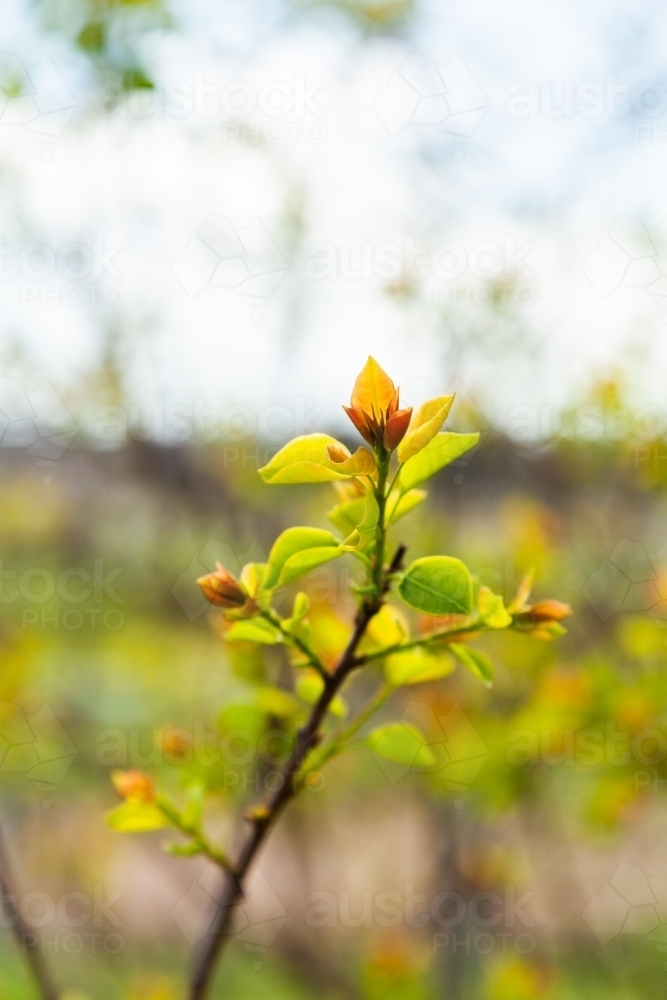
188, 544, 406, 1000
0, 820, 60, 1000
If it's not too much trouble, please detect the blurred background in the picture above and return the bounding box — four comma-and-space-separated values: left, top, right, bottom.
3, 0, 667, 997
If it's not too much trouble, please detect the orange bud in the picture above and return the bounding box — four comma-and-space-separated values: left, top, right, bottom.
383, 407, 412, 450
350, 357, 396, 415
197, 562, 247, 608
527, 600, 572, 622
111, 769, 156, 802
158, 727, 191, 759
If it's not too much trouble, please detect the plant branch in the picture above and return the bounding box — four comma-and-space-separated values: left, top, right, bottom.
261, 609, 328, 679
0, 820, 60, 1000
157, 798, 230, 869
296, 681, 395, 784
351, 619, 485, 667
188, 542, 407, 1000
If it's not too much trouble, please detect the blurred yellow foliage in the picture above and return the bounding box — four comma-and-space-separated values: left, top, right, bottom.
486, 956, 554, 1000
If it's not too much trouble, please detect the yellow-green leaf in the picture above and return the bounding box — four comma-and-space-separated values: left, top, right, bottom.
386, 489, 427, 525
255, 686, 298, 717
106, 801, 168, 833
397, 395, 454, 462
327, 497, 367, 536
399, 556, 473, 616
259, 434, 353, 484
342, 490, 380, 551
226, 619, 283, 644
367, 722, 436, 767
280, 546, 343, 586
477, 587, 512, 629
284, 592, 310, 631
399, 432, 479, 491
366, 604, 409, 646
449, 644, 493, 687
240, 563, 267, 598
385, 648, 455, 687
264, 527, 341, 589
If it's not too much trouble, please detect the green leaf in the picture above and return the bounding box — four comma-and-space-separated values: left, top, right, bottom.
218, 702, 264, 740
327, 497, 366, 536
293, 592, 310, 618
240, 563, 268, 598
399, 433, 479, 491
280, 546, 343, 586
385, 648, 455, 687
399, 556, 473, 616
284, 592, 310, 634
77, 21, 105, 53
295, 669, 348, 717
225, 619, 283, 644
106, 801, 168, 833
386, 489, 427, 525
255, 686, 298, 717
164, 842, 203, 857
477, 587, 512, 629
342, 490, 380, 551
259, 434, 354, 484
449, 644, 493, 687
264, 527, 341, 589
182, 784, 204, 829
367, 723, 436, 767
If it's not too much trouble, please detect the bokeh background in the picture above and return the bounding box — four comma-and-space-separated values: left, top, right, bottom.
3, 1, 667, 997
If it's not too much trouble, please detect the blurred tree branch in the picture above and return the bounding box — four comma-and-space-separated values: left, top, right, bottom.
0, 821, 60, 1000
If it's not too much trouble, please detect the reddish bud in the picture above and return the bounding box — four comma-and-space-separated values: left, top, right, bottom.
526, 600, 572, 622
383, 407, 413, 450
197, 563, 247, 608
112, 770, 156, 803
158, 728, 191, 759
343, 406, 375, 446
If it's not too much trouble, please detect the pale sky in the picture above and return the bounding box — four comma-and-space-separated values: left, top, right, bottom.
2, 0, 667, 440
